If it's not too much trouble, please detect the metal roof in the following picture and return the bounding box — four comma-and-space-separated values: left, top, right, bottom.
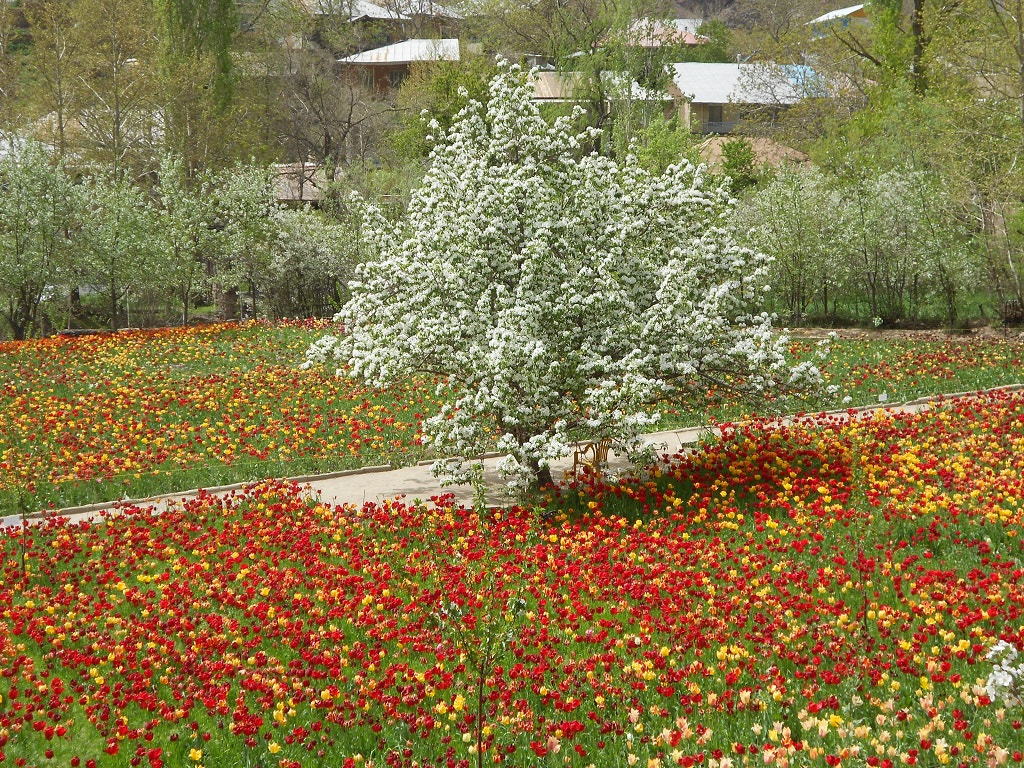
671, 62, 813, 105
808, 4, 867, 24
339, 38, 460, 64
295, 0, 411, 20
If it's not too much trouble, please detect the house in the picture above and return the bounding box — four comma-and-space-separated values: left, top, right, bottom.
531, 70, 673, 117
289, 0, 410, 50
338, 37, 462, 92
394, 0, 462, 37
670, 62, 819, 134
294, 0, 460, 45
806, 4, 869, 41
273, 162, 328, 206
294, 0, 410, 22
624, 17, 707, 48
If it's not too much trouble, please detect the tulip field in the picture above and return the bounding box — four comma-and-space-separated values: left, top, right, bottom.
0, 322, 439, 512
3, 379, 1024, 766
1, 322, 1023, 513
2, 322, 1024, 768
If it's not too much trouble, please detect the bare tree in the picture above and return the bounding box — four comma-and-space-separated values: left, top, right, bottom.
276, 46, 397, 180
23, 0, 88, 160
75, 0, 160, 178
0, 0, 22, 133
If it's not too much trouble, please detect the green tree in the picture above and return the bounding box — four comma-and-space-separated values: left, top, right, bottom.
391, 55, 497, 158
719, 136, 760, 192
213, 160, 278, 319
921, 0, 1024, 314
841, 167, 974, 325
629, 114, 700, 174
468, 0, 675, 156
155, 0, 243, 172
0, 143, 80, 339
158, 0, 237, 107
688, 19, 732, 63
0, 0, 23, 134
735, 164, 849, 324
263, 206, 358, 318
731, 0, 1024, 322
154, 154, 225, 324
79, 174, 160, 328
570, 5, 688, 156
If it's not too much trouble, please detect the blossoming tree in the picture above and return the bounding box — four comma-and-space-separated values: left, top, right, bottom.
307, 63, 820, 490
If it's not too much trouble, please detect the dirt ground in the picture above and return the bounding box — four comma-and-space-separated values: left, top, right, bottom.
699, 135, 808, 167
786, 326, 1024, 341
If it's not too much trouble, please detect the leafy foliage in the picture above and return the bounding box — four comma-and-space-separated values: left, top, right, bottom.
733, 165, 844, 324
0, 142, 79, 339
737, 163, 975, 326
153, 154, 226, 324
629, 115, 701, 175
78, 175, 161, 328
390, 56, 498, 159
719, 136, 759, 192
157, 0, 237, 107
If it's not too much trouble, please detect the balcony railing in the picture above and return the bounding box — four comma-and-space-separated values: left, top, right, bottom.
700, 120, 738, 134
700, 119, 785, 135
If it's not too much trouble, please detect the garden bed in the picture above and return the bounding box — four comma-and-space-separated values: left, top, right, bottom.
3, 389, 1024, 766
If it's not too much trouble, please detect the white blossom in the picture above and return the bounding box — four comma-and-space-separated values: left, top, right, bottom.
986, 641, 1024, 707
308, 62, 821, 489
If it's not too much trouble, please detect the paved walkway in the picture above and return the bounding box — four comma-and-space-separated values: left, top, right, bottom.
1, 423, 708, 529
6, 386, 1021, 529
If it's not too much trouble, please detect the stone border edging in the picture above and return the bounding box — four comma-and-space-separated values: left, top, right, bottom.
11, 464, 398, 523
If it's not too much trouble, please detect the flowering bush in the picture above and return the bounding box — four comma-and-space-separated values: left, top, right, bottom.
307, 63, 821, 490
734, 165, 975, 327
987, 642, 1024, 708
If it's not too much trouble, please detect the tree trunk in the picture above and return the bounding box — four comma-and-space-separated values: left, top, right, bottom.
5, 312, 27, 340
530, 460, 554, 491
1017, 0, 1024, 149
181, 285, 191, 325
215, 285, 239, 320
910, 0, 927, 93
69, 287, 82, 328
110, 279, 119, 330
